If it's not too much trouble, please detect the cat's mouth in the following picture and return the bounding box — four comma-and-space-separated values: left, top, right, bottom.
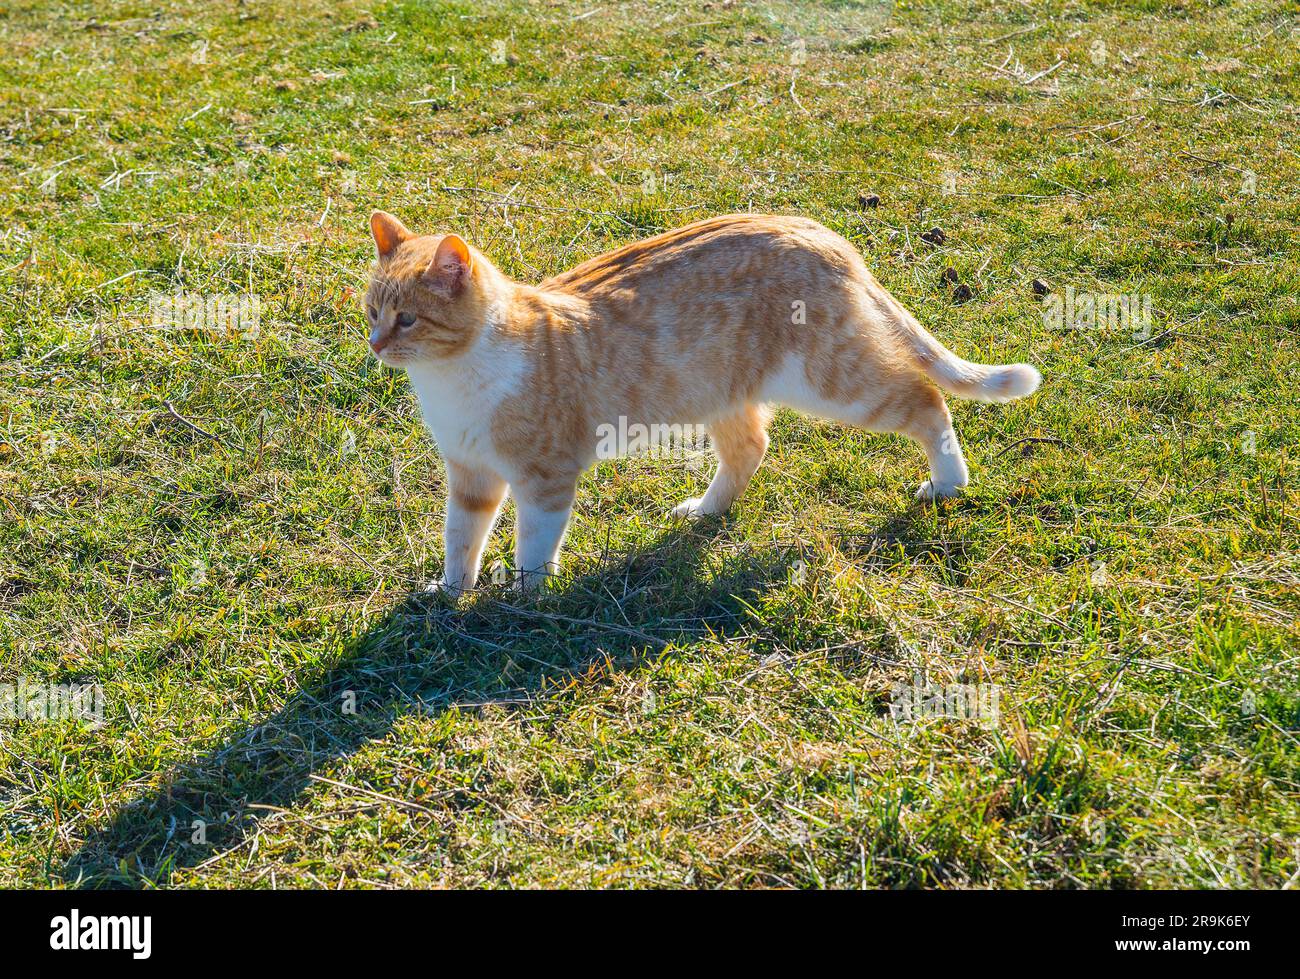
370, 347, 405, 367
376, 334, 474, 365
368, 325, 411, 364
367, 334, 406, 366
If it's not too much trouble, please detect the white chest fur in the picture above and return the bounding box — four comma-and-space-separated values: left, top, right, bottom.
404, 331, 526, 471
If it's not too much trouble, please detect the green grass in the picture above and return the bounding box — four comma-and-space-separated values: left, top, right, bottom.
2, 0, 1297, 888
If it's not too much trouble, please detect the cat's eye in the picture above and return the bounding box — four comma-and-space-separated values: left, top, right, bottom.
366, 304, 377, 322
395, 312, 417, 328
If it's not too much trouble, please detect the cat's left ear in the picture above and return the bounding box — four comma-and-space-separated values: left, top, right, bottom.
370, 211, 412, 259
426, 234, 473, 296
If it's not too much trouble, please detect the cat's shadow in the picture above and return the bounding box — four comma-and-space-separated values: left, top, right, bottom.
62, 506, 939, 887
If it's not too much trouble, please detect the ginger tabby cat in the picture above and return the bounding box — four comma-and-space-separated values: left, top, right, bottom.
364, 211, 1040, 593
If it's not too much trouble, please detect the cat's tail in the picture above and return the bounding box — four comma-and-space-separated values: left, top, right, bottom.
891, 305, 1041, 403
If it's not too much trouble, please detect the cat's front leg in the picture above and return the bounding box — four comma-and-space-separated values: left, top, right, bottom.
513, 480, 577, 591
438, 461, 508, 595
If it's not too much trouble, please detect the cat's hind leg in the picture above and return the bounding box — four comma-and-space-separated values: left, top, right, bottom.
763, 356, 967, 501
671, 404, 771, 519
890, 383, 968, 500
834, 379, 968, 500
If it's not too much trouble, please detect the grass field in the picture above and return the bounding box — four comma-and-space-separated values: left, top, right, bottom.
2, 0, 1298, 888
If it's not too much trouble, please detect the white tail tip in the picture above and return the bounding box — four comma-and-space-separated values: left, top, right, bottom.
981, 363, 1041, 402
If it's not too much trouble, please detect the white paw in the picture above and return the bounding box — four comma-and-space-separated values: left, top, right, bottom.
915, 479, 963, 501
670, 497, 708, 520
425, 577, 468, 598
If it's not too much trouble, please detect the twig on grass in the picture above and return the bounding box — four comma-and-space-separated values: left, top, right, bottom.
1022, 60, 1064, 85
307, 774, 444, 815
162, 400, 229, 448
994, 436, 1080, 459
489, 599, 671, 649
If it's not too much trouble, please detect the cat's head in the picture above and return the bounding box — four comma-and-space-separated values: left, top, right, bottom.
363, 211, 501, 366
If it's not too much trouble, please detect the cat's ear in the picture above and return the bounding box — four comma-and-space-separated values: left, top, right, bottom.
426, 233, 473, 296
370, 211, 412, 259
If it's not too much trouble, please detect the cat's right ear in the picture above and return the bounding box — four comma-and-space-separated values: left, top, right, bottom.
370, 211, 412, 259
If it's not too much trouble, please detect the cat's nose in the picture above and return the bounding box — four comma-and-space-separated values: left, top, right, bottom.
368, 325, 389, 353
